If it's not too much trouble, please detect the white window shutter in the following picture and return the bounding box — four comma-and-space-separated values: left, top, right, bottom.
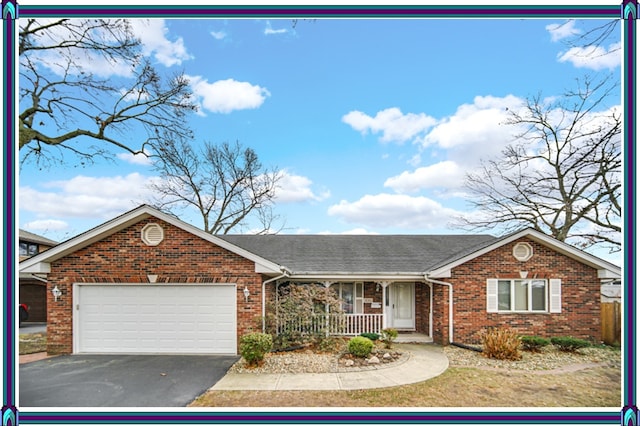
549, 279, 562, 313
487, 279, 499, 312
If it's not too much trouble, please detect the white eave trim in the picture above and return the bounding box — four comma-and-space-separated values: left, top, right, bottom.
284, 273, 425, 282
426, 229, 621, 279
20, 262, 51, 274
18, 205, 284, 275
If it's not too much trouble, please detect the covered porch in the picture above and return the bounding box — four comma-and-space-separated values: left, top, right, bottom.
271, 279, 433, 339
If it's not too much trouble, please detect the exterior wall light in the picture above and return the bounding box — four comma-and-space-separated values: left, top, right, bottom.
52, 285, 62, 302
243, 287, 250, 302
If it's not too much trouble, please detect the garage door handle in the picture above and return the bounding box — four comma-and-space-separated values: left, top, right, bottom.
76, 304, 79, 310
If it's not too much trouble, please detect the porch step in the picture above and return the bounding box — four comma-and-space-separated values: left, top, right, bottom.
395, 333, 433, 344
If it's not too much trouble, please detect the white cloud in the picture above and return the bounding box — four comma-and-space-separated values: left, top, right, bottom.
264, 21, 290, 35
342, 108, 437, 143
557, 43, 621, 70
22, 219, 69, 232
328, 193, 459, 230
116, 149, 153, 166
384, 161, 466, 193
130, 19, 192, 67
546, 20, 581, 42
210, 30, 227, 40
25, 19, 191, 79
275, 171, 331, 203
20, 173, 159, 219
189, 76, 270, 114
421, 95, 523, 164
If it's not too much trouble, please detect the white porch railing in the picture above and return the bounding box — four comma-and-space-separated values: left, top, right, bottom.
277, 313, 383, 336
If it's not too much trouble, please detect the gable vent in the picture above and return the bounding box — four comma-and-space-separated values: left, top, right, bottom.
141, 223, 164, 246
513, 242, 533, 262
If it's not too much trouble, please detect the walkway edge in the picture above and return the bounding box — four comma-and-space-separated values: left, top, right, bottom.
210, 344, 449, 391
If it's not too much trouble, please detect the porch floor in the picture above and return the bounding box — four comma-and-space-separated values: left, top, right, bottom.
394, 332, 433, 344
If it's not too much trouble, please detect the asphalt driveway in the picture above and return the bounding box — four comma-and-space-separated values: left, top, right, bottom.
19, 354, 239, 407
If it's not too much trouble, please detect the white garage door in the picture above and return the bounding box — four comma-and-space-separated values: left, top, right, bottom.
75, 284, 237, 354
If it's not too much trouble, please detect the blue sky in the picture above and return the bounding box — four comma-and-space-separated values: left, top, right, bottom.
16, 11, 622, 264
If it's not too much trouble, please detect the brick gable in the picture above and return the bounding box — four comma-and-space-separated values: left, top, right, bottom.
46, 218, 263, 354
437, 237, 601, 345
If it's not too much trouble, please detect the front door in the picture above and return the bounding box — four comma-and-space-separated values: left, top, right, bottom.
389, 282, 415, 329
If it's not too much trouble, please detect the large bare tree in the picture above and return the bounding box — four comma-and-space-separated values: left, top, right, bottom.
149, 137, 282, 234
19, 18, 196, 167
458, 77, 621, 252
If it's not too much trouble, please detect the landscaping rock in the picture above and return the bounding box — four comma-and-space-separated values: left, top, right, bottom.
367, 356, 380, 364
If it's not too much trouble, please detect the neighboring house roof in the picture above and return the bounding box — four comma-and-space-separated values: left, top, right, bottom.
219, 234, 497, 275
19, 204, 621, 280
19, 229, 58, 246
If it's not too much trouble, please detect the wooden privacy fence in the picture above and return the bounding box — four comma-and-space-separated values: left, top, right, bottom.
601, 302, 621, 346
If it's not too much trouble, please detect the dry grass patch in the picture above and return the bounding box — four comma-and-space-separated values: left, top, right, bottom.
19, 333, 46, 355
190, 364, 620, 408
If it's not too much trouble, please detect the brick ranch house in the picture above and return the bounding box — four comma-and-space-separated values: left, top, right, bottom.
19, 205, 620, 355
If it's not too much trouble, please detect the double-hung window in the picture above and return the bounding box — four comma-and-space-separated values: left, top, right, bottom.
487, 278, 562, 313
333, 282, 364, 314
498, 279, 547, 312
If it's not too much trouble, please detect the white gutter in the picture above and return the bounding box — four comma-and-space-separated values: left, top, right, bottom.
424, 275, 454, 344
261, 267, 291, 333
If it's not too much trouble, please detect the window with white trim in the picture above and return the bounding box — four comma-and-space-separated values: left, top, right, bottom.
332, 282, 364, 314
487, 278, 562, 313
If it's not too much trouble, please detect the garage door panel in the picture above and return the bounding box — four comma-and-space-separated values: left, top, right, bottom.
76, 285, 237, 354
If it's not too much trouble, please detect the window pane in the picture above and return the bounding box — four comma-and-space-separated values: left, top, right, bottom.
342, 283, 354, 314
514, 280, 528, 310
531, 280, 546, 311
498, 280, 511, 311
19, 243, 28, 256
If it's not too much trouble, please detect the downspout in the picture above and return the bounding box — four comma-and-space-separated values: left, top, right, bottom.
262, 267, 290, 333
424, 275, 454, 344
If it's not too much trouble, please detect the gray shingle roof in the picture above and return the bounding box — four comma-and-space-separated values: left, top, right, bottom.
19, 229, 58, 246
219, 234, 497, 275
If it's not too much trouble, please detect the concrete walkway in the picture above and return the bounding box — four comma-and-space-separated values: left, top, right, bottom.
210, 343, 448, 391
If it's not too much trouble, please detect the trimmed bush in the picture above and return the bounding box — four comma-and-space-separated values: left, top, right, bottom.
348, 336, 374, 358
239, 332, 273, 366
360, 332, 380, 341
520, 335, 551, 352
550, 336, 591, 352
480, 327, 522, 360
381, 328, 399, 349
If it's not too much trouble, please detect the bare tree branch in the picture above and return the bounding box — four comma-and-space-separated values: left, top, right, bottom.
19, 18, 197, 168
149, 137, 283, 235
455, 76, 621, 252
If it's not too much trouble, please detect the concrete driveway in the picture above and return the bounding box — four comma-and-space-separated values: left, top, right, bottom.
19, 354, 239, 407
19, 322, 47, 334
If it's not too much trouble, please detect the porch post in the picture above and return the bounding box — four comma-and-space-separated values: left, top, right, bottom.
377, 281, 392, 329
321, 281, 334, 337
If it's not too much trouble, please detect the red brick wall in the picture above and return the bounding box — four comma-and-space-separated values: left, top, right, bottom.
432, 237, 602, 345
415, 282, 431, 335
46, 218, 263, 354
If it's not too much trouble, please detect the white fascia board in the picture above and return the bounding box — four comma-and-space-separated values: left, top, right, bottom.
19, 263, 51, 274
285, 273, 425, 282
427, 269, 451, 279
255, 262, 282, 274
598, 269, 621, 279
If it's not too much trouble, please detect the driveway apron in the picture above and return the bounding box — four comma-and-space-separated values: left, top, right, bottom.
19, 354, 239, 407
